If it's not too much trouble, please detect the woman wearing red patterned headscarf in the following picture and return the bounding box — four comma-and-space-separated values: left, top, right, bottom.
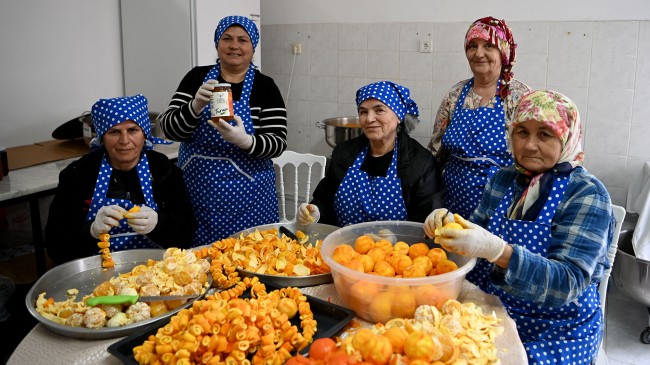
428, 16, 532, 220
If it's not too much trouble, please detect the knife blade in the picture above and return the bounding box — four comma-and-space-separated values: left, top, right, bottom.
86, 294, 199, 307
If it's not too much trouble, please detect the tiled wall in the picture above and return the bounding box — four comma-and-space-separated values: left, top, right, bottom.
261, 20, 650, 207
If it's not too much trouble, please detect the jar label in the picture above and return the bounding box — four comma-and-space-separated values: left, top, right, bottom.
210, 91, 233, 118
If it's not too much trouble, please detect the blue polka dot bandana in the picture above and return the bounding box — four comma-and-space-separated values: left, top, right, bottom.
90, 94, 169, 151
355, 81, 419, 121
214, 15, 259, 50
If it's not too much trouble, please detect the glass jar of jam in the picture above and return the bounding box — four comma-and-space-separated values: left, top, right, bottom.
210, 83, 234, 121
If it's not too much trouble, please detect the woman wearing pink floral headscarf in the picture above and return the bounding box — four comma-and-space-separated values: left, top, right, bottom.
426, 90, 615, 365
428, 16, 532, 220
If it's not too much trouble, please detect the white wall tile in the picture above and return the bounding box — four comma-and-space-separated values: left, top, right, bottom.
629, 124, 650, 158
286, 123, 312, 152
310, 23, 338, 50
339, 23, 368, 50
638, 21, 650, 58
284, 24, 310, 51
310, 101, 339, 125
399, 22, 435, 52
310, 49, 338, 76
285, 49, 310, 76
514, 53, 548, 87
626, 157, 648, 192
284, 74, 310, 101
545, 86, 589, 123
309, 121, 333, 156
433, 22, 468, 53
338, 50, 367, 77
337, 103, 358, 118
400, 80, 433, 110
432, 52, 470, 82
287, 99, 311, 126
632, 89, 650, 124
367, 51, 400, 79
593, 21, 638, 57
337, 77, 367, 104
634, 56, 650, 90
590, 54, 636, 90
368, 23, 400, 51
509, 22, 549, 55
310, 76, 338, 103
409, 109, 433, 139
547, 54, 591, 88
584, 122, 630, 156
583, 154, 628, 188
262, 24, 285, 50
399, 51, 433, 80
549, 22, 593, 55
261, 49, 284, 75
587, 88, 634, 124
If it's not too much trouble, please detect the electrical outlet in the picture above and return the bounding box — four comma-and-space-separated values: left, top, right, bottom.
419, 38, 432, 53
292, 42, 302, 54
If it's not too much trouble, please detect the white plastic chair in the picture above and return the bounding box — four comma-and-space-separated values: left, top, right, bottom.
595, 204, 626, 365
272, 151, 327, 223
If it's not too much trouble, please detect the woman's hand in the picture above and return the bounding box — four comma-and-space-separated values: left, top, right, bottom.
191, 80, 217, 115
208, 115, 253, 149
90, 205, 127, 238
423, 208, 454, 238
126, 205, 158, 235
297, 203, 320, 225
437, 215, 506, 262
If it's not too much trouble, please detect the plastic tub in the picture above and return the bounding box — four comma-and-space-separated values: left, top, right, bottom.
321, 221, 476, 323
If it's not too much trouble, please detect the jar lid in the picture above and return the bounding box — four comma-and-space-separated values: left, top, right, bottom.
214, 83, 231, 87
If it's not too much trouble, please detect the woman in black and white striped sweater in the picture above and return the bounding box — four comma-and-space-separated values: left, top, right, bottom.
159, 15, 287, 246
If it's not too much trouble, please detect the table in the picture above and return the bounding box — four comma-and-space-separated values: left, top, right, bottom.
0, 142, 180, 276
7, 281, 527, 365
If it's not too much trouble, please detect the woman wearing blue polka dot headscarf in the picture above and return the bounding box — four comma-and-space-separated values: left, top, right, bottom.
44, 95, 197, 265
297, 81, 445, 227
159, 16, 287, 246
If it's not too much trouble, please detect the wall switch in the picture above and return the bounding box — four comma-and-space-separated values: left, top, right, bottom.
419, 38, 432, 53
292, 42, 302, 54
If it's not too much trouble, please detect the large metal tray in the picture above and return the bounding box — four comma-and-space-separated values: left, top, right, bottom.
233, 222, 340, 287
25, 249, 211, 340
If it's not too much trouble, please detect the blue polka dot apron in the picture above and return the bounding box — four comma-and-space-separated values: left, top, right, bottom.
178, 64, 278, 246
468, 174, 602, 365
442, 79, 512, 218
86, 154, 160, 251
333, 139, 407, 226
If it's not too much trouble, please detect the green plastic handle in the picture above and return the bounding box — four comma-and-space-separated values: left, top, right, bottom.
86, 295, 139, 307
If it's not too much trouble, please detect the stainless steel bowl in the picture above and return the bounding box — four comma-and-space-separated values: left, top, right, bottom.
25, 249, 211, 340
612, 229, 650, 306
233, 222, 340, 287
318, 117, 362, 148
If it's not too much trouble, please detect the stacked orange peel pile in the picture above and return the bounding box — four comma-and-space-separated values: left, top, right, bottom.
132, 277, 317, 365
96, 205, 141, 269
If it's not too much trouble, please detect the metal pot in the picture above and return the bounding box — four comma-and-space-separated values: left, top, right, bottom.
317, 117, 362, 148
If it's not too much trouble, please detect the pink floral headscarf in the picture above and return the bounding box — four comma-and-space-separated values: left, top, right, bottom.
465, 16, 517, 99
506, 90, 585, 220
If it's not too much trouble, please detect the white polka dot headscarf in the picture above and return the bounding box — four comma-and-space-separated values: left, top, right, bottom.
214, 15, 259, 51
90, 94, 168, 151
355, 81, 419, 122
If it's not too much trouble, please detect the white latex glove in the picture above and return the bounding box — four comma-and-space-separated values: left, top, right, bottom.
90, 205, 127, 239
208, 115, 253, 149
190, 80, 217, 115
436, 215, 506, 262
297, 203, 320, 225
423, 208, 454, 238
126, 206, 158, 235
